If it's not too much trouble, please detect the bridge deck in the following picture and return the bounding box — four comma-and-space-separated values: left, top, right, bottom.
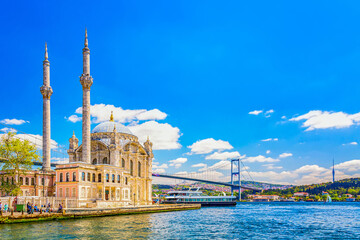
152, 173, 261, 191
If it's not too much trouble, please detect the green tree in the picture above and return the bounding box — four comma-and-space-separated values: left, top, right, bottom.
0, 132, 38, 196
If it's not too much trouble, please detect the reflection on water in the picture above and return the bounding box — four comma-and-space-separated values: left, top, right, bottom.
1, 203, 360, 239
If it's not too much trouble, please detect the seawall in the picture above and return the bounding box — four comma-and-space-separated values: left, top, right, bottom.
0, 204, 201, 224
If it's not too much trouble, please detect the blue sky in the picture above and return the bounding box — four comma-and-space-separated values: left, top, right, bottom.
1, 1, 360, 185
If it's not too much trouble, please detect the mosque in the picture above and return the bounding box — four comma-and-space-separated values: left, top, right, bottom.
0, 30, 154, 207
54, 30, 153, 207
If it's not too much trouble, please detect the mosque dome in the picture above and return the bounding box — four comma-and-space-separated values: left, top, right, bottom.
91, 112, 133, 135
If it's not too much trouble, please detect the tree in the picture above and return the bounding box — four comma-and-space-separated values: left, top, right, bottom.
0, 132, 39, 196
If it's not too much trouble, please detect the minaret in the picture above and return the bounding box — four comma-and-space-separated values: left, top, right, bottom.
80, 29, 93, 163
40, 43, 53, 171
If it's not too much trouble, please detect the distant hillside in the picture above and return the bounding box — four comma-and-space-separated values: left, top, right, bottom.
153, 180, 293, 191
231, 180, 293, 190
261, 178, 360, 199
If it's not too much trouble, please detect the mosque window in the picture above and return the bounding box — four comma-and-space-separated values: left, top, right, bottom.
106, 174, 109, 182
82, 172, 85, 181
98, 173, 102, 182
92, 158, 97, 165
117, 175, 120, 183
122, 159, 125, 168
66, 173, 70, 182
73, 172, 76, 181
92, 173, 96, 182
130, 160, 133, 176
59, 174, 63, 183
103, 157, 108, 164
112, 174, 115, 183
87, 173, 91, 182
138, 162, 141, 177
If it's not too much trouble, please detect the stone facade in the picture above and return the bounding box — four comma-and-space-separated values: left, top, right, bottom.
0, 171, 55, 197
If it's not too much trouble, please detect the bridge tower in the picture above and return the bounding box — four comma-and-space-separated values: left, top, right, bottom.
231, 158, 241, 200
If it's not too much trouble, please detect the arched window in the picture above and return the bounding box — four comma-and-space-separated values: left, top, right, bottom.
138, 162, 141, 177
98, 173, 102, 182
103, 157, 108, 164
73, 172, 76, 181
117, 175, 120, 183
122, 158, 125, 168
59, 174, 63, 182
92, 158, 97, 165
112, 174, 115, 183
66, 172, 70, 182
130, 160, 133, 176
92, 173, 95, 182
106, 174, 109, 182
82, 172, 85, 181
87, 173, 91, 182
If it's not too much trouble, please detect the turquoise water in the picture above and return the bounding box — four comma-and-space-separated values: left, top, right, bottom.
1, 202, 360, 239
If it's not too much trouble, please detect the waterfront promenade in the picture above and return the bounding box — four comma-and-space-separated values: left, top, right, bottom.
0, 204, 201, 224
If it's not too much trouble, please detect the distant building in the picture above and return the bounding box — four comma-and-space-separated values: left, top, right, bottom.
248, 195, 280, 202
294, 192, 309, 197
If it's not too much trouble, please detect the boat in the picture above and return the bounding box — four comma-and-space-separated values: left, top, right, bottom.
163, 188, 237, 206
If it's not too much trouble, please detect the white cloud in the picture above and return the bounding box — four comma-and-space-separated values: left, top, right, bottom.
266, 150, 271, 154
0, 127, 17, 133
153, 168, 166, 174
281, 116, 287, 120
129, 121, 181, 150
0, 119, 29, 125
261, 138, 278, 142
290, 110, 360, 131
0, 133, 59, 150
335, 160, 360, 172
342, 142, 358, 146
243, 155, 279, 163
188, 138, 233, 154
71, 104, 167, 123
279, 153, 293, 158
249, 110, 263, 115
192, 163, 207, 168
66, 115, 82, 123
265, 109, 274, 118
67, 104, 180, 150
153, 163, 168, 169
205, 151, 244, 160
169, 158, 187, 168
262, 164, 283, 170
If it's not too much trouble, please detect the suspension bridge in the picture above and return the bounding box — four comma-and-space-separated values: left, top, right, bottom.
152, 159, 262, 193
0, 123, 262, 195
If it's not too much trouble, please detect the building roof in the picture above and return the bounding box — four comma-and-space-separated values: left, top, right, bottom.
92, 121, 133, 135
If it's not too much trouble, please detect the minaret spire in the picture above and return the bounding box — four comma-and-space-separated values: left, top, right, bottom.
80, 29, 93, 164
40, 43, 53, 171
44, 42, 48, 60
84, 28, 88, 47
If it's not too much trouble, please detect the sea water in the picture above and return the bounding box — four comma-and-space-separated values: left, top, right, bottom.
0, 202, 359, 239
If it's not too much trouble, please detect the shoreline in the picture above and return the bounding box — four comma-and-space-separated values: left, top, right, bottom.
0, 204, 201, 224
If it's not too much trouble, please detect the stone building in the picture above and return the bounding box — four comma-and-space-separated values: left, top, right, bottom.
55, 30, 153, 207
